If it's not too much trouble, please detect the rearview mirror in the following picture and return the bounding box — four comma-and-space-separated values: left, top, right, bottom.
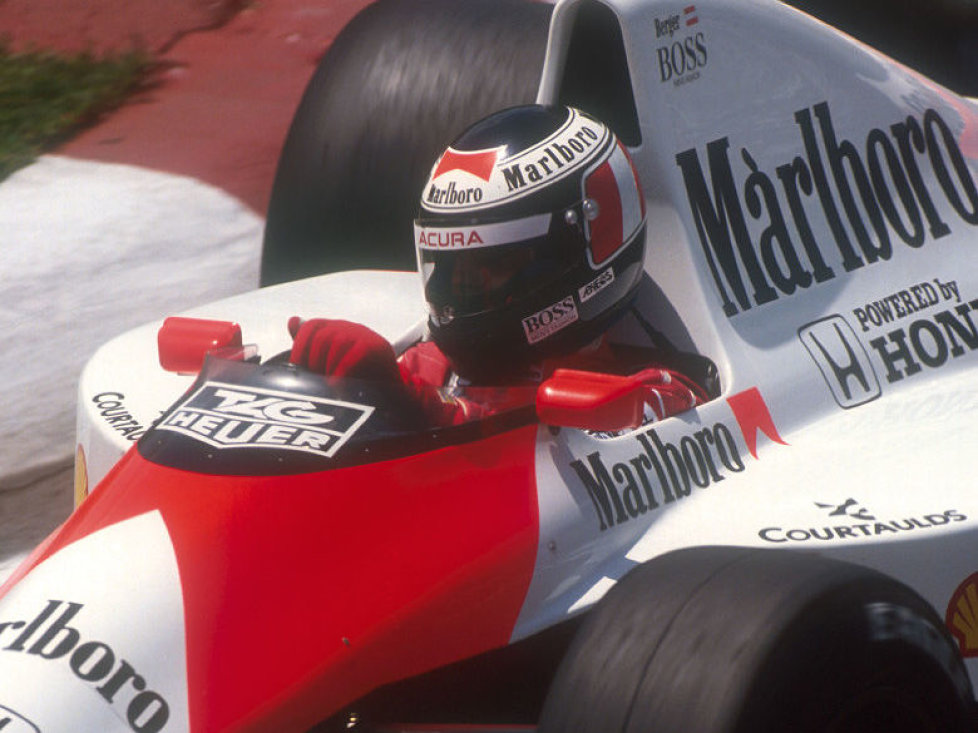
158, 316, 243, 374
536, 369, 646, 432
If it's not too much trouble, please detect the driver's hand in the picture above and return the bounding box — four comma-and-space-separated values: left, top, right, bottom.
289, 318, 402, 382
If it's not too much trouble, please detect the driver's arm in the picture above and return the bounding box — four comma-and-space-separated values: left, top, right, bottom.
289, 318, 475, 425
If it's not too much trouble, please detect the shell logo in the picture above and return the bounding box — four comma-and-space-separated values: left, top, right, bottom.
73, 444, 88, 508
946, 573, 978, 657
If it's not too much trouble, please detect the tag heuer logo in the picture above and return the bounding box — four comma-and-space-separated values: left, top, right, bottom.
156, 382, 373, 458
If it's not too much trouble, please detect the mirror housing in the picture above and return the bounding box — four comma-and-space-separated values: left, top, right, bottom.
158, 316, 243, 374
536, 369, 646, 432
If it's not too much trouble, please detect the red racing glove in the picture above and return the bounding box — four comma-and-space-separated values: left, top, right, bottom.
289, 318, 402, 383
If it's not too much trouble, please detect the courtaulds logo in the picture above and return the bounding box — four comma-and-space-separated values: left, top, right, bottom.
759, 499, 965, 544
815, 497, 875, 521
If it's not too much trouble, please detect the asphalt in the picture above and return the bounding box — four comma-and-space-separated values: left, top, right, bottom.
0, 0, 375, 579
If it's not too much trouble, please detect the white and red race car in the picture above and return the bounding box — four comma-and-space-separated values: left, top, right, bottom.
3, 0, 978, 730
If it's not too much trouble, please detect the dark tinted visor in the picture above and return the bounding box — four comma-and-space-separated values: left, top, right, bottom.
416, 213, 579, 318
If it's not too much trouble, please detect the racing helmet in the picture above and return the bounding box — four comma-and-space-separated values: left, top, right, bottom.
414, 105, 647, 378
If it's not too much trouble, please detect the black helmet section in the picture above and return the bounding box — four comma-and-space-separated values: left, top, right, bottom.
415, 105, 647, 380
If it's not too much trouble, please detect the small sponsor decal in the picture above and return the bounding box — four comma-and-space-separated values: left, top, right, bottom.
579, 268, 615, 303
432, 147, 499, 182
758, 499, 966, 544
725, 386, 788, 459
155, 382, 373, 458
855, 278, 978, 385
416, 213, 551, 251
74, 444, 88, 508
523, 296, 579, 345
799, 316, 881, 408
655, 6, 707, 86
947, 573, 978, 657
654, 12, 681, 38
800, 276, 978, 407
816, 497, 875, 520
852, 280, 944, 332
91, 392, 148, 442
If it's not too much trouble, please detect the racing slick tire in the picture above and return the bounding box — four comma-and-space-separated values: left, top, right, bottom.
538, 547, 975, 733
260, 0, 553, 286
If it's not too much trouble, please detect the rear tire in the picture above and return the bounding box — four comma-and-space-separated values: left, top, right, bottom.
539, 547, 974, 733
260, 0, 553, 285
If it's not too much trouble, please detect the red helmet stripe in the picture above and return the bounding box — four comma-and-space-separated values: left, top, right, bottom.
585, 160, 623, 265
585, 143, 645, 266
610, 142, 645, 242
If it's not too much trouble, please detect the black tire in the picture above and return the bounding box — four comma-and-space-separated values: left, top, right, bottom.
260, 0, 553, 286
539, 547, 975, 733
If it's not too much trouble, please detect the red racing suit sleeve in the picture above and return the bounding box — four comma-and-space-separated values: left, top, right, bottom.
291, 319, 708, 426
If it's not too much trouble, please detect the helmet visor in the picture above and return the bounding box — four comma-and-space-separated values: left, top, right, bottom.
417, 213, 580, 322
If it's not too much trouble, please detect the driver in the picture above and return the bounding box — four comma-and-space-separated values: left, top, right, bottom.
290, 104, 708, 425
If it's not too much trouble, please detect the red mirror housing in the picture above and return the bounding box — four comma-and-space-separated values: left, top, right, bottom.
158, 316, 242, 374
536, 368, 646, 432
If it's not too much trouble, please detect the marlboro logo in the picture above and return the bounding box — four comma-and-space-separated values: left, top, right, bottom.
677, 103, 978, 317
0, 600, 170, 732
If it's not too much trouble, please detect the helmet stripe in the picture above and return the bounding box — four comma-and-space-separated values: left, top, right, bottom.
614, 142, 646, 228
585, 143, 645, 265
415, 212, 552, 250
585, 160, 623, 265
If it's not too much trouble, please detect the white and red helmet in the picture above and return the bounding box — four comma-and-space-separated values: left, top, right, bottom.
414, 105, 647, 378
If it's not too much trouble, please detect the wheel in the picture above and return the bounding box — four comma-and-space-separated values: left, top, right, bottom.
538, 547, 975, 733
260, 0, 553, 286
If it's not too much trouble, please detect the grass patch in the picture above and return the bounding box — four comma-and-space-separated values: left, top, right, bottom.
0, 44, 152, 180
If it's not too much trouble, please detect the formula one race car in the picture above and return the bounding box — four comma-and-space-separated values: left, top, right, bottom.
3, 0, 978, 730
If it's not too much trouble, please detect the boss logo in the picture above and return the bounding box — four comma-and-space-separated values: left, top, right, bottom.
657, 32, 708, 83
523, 296, 579, 344
579, 268, 615, 303
156, 382, 373, 457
